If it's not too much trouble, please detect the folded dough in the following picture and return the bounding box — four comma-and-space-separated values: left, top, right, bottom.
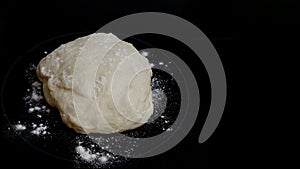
37, 33, 153, 134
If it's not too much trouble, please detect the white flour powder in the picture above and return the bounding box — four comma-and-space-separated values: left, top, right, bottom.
14, 124, 26, 131
9, 50, 176, 168
31, 124, 48, 135
76, 146, 97, 162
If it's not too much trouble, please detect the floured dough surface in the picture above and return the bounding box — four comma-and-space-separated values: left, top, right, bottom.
37, 33, 153, 134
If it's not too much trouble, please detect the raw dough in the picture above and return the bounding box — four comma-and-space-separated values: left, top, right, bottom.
37, 33, 153, 134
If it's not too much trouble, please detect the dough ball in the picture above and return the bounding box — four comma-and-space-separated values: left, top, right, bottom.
37, 33, 153, 134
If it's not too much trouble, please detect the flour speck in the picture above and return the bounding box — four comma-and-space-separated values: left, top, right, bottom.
76, 145, 97, 162
28, 107, 34, 113
140, 51, 149, 57
31, 124, 48, 136
14, 124, 26, 131
99, 156, 108, 163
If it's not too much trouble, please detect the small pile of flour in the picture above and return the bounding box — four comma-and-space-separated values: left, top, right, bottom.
11, 64, 52, 137
75, 144, 110, 164
140, 51, 149, 57
13, 121, 49, 136
74, 140, 122, 168
25, 81, 51, 114
31, 123, 48, 136
14, 124, 26, 131
148, 88, 167, 123
76, 146, 97, 162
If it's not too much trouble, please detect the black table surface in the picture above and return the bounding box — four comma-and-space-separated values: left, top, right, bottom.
1, 0, 298, 168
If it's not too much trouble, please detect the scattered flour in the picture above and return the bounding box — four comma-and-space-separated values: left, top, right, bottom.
14, 69, 52, 137
24, 80, 50, 115
31, 124, 48, 136
28, 107, 34, 113
11, 50, 176, 168
32, 81, 42, 87
99, 156, 108, 163
24, 78, 51, 115
32, 92, 43, 101
75, 143, 112, 166
14, 124, 26, 131
34, 106, 41, 111
140, 51, 149, 57
76, 146, 97, 162
150, 63, 155, 67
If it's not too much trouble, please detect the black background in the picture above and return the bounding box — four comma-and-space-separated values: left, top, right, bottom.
0, 0, 299, 168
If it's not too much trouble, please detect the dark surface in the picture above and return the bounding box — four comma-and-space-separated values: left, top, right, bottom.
1, 0, 298, 168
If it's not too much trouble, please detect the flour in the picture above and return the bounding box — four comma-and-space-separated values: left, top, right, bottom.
99, 156, 108, 163
34, 106, 41, 111
73, 136, 125, 168
140, 51, 149, 57
32, 92, 43, 101
148, 88, 167, 123
13, 65, 52, 136
14, 124, 26, 131
24, 80, 50, 115
28, 107, 34, 113
29, 123, 48, 135
12, 121, 49, 136
31, 126, 47, 135
150, 63, 155, 67
8, 49, 177, 168
76, 146, 97, 162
